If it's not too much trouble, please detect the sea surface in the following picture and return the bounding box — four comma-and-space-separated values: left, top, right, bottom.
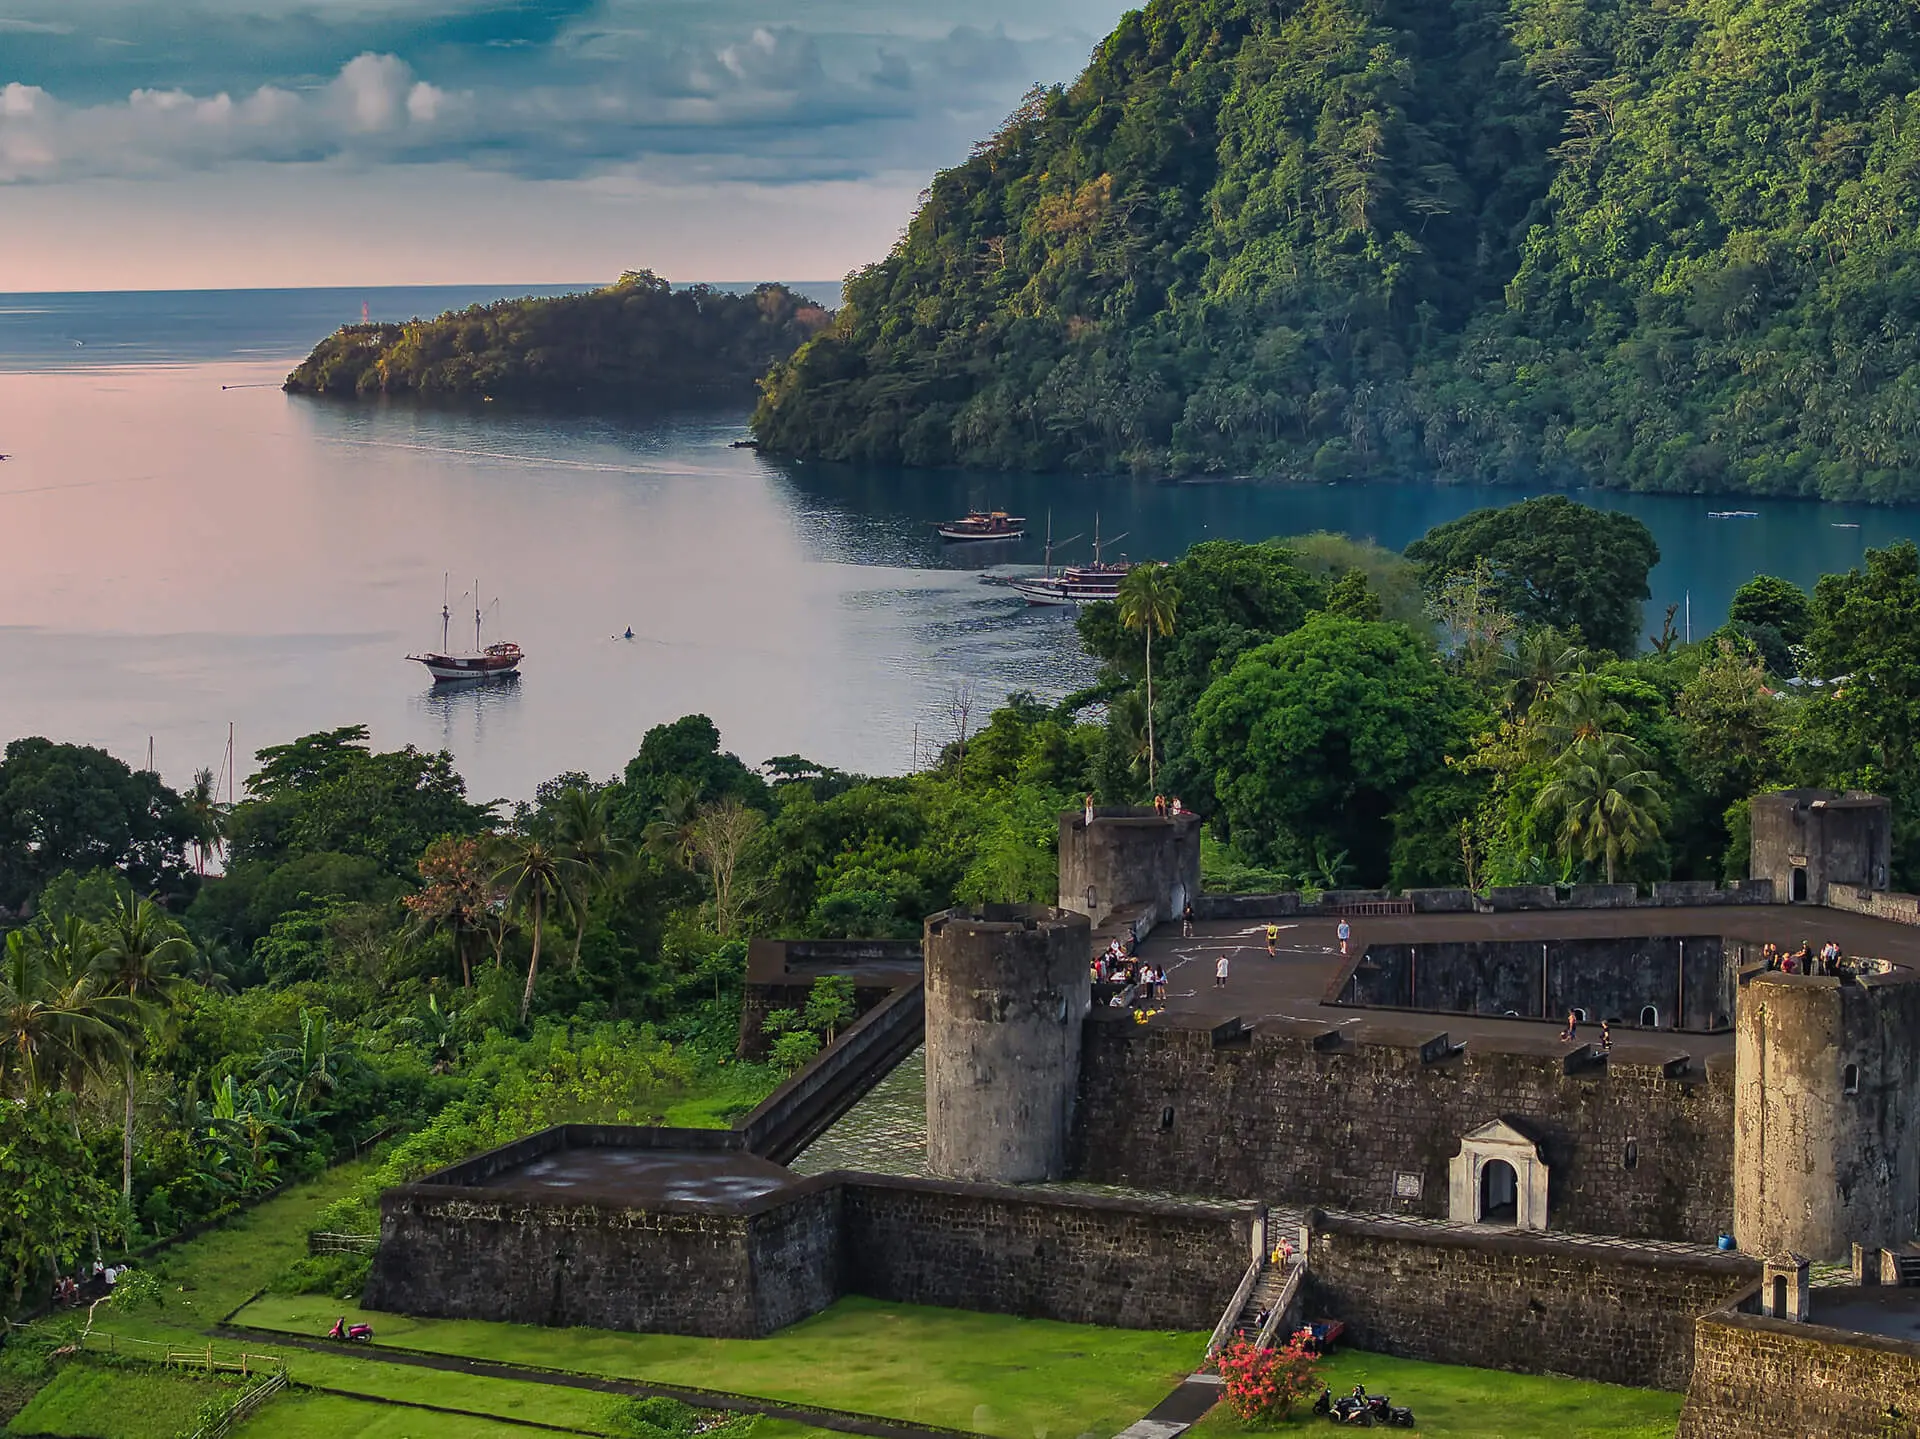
3, 285, 1918, 804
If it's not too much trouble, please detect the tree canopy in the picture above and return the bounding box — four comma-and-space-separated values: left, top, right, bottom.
287, 273, 830, 406
0, 739, 192, 908
1191, 613, 1469, 876
1403, 497, 1659, 654
752, 0, 1920, 501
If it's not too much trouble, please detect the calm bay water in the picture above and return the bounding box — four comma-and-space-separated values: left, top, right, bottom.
3, 286, 1918, 803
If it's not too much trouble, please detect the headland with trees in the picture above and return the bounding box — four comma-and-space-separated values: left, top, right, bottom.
751, 0, 1920, 501
283, 271, 829, 406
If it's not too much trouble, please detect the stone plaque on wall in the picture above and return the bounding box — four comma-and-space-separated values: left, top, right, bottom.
1393, 1172, 1423, 1200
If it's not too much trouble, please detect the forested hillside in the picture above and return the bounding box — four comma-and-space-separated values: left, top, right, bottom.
287, 272, 829, 405
754, 0, 1920, 500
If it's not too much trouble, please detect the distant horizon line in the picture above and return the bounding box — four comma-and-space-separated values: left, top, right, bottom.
0, 278, 847, 298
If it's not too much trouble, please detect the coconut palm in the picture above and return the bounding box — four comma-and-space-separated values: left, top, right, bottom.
641, 776, 703, 867
182, 767, 229, 875
1533, 738, 1667, 884
95, 892, 193, 1197
1117, 563, 1180, 794
0, 922, 130, 1098
550, 785, 632, 971
38, 917, 137, 1098
1526, 669, 1644, 764
494, 836, 575, 1024
1503, 631, 1586, 714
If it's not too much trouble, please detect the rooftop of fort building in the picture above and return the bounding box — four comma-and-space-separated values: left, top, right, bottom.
1130, 904, 1920, 1062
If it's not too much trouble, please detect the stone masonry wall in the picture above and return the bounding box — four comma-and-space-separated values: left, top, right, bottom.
364, 1182, 840, 1338
1071, 1014, 1735, 1243
839, 1175, 1251, 1330
745, 1184, 842, 1333
1349, 935, 1733, 1032
1678, 1311, 1920, 1439
1304, 1212, 1757, 1391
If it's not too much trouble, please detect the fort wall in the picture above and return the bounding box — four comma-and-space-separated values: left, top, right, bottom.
838, 1175, 1250, 1330
1072, 1014, 1735, 1243
363, 1179, 842, 1338
1302, 1211, 1758, 1391
1346, 935, 1735, 1032
1677, 1310, 1920, 1439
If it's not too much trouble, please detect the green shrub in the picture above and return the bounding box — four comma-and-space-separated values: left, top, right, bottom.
604, 1396, 756, 1439
275, 1251, 371, 1297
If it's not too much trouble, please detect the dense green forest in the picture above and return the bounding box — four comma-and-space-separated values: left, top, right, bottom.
285, 272, 829, 405
753, 0, 1920, 501
6, 498, 1919, 1315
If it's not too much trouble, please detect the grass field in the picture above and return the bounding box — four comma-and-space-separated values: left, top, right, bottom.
233, 1291, 1205, 1437
24, 1160, 1688, 1439
1186, 1350, 1684, 1439
231, 1392, 853, 1439
5, 1362, 238, 1439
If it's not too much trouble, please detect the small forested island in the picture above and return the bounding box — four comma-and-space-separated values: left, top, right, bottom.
754, 0, 1920, 500
285, 270, 829, 405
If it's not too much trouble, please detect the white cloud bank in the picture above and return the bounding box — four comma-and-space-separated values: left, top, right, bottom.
0, 23, 1057, 186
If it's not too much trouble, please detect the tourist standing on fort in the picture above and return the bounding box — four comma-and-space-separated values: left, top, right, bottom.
1265, 922, 1279, 956
1560, 1010, 1579, 1042
1215, 953, 1230, 988
1182, 901, 1194, 937
1337, 918, 1351, 956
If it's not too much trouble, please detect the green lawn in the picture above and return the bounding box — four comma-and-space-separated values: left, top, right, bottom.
1187, 1350, 1683, 1439
233, 1390, 581, 1438
4, 1362, 237, 1438
233, 1291, 1204, 1438
233, 1392, 851, 1439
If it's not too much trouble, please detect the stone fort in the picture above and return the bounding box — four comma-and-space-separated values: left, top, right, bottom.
366, 787, 1920, 1436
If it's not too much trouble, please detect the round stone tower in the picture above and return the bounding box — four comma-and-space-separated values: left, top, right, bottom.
1735, 970, 1920, 1260
923, 904, 1091, 1184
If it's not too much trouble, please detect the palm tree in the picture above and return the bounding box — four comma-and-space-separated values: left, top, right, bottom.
183, 768, 229, 876
38, 917, 136, 1099
1117, 563, 1180, 794
1503, 631, 1586, 714
641, 776, 702, 867
1526, 670, 1644, 764
494, 836, 573, 1024
550, 786, 631, 971
95, 893, 193, 1197
1533, 738, 1667, 884
0, 930, 122, 1099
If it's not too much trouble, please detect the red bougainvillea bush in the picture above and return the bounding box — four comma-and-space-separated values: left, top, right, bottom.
1214, 1334, 1322, 1421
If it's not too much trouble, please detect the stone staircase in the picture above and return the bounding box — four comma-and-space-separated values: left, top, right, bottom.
1224, 1260, 1292, 1349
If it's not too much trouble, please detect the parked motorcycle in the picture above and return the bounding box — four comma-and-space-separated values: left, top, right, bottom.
325, 1317, 374, 1343
1313, 1385, 1415, 1427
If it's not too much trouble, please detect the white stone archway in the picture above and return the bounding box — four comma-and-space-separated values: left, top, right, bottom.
1448, 1118, 1550, 1231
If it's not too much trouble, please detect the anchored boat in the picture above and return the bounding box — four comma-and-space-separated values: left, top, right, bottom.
1010, 514, 1133, 606
936, 509, 1026, 542
409, 578, 523, 683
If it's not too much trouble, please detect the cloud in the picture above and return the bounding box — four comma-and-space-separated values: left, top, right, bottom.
0, 16, 1088, 187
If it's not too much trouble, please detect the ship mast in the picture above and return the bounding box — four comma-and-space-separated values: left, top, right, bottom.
441, 573, 451, 653
1043, 510, 1053, 579
474, 578, 483, 652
